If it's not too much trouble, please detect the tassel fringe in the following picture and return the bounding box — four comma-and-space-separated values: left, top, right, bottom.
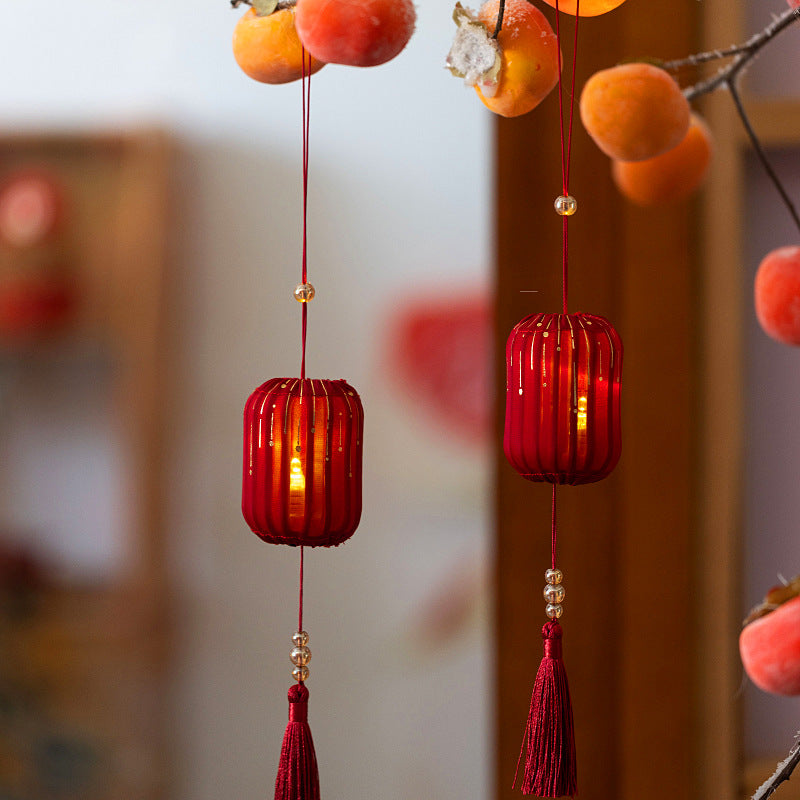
274, 684, 321, 800
514, 619, 577, 797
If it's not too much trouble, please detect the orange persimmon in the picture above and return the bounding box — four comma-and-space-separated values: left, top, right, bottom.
580, 62, 690, 162
233, 6, 325, 84
611, 114, 713, 206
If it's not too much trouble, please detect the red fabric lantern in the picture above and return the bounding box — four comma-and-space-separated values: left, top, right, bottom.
243, 377, 363, 547
504, 312, 622, 485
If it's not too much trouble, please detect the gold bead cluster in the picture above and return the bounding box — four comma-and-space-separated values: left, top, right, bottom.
544, 568, 565, 619
291, 630, 312, 682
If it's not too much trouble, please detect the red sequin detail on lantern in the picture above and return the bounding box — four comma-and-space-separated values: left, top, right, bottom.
242, 378, 363, 546
504, 312, 623, 485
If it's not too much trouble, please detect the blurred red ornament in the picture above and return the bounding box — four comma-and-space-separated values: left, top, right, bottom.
242, 377, 364, 547
0, 274, 74, 341
504, 312, 623, 485
389, 292, 491, 447
0, 170, 64, 248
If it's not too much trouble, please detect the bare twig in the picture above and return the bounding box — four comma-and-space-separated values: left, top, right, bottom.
680, 6, 800, 101
752, 733, 800, 800
726, 78, 800, 236
663, 5, 800, 236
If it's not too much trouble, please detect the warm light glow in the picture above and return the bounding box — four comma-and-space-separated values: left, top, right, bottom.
577, 396, 588, 432
290, 456, 305, 492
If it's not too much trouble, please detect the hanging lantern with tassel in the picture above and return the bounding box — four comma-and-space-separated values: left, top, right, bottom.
506, 311, 622, 797
494, 0, 626, 792
236, 29, 366, 798
242, 352, 365, 795
242, 372, 363, 800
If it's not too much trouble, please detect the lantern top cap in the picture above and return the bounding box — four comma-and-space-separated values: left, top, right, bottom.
248, 377, 361, 401
512, 311, 620, 336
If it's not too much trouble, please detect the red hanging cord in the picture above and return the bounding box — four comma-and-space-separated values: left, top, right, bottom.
298, 545, 305, 633
298, 45, 310, 645
300, 48, 311, 380
273, 54, 321, 800
513, 7, 581, 795
298, 45, 311, 644
554, 0, 580, 317
551, 484, 557, 572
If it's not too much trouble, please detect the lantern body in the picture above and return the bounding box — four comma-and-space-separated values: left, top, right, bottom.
243, 377, 363, 546
504, 312, 622, 485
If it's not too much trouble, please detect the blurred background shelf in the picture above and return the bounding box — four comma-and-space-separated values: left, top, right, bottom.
0, 130, 172, 800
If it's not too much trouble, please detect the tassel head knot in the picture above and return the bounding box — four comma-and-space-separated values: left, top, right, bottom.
541, 619, 563, 640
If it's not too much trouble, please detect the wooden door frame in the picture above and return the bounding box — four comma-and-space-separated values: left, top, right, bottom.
493, 3, 743, 799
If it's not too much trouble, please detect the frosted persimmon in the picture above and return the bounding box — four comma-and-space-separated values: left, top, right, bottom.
611, 114, 713, 206
741, 578, 800, 696
754, 246, 800, 346
540, 0, 627, 16
580, 63, 690, 162
446, 0, 560, 118
233, 6, 325, 84
295, 0, 416, 67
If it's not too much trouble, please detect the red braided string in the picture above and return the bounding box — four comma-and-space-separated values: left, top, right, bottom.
298, 49, 310, 645
300, 47, 311, 380
298, 545, 305, 635
554, 0, 580, 317
553, 0, 580, 566
551, 484, 557, 571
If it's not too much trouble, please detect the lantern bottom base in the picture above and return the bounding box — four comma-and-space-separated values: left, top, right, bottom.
248, 527, 355, 548
520, 471, 609, 486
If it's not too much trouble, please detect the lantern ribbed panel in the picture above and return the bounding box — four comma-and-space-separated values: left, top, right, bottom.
504, 312, 623, 485
242, 377, 364, 547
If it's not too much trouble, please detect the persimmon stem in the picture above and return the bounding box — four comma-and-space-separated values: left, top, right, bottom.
492, 0, 506, 39
726, 78, 800, 237
751, 734, 800, 800
230, 0, 294, 9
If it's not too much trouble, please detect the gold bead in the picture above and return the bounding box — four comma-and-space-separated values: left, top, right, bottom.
554, 195, 577, 216
292, 631, 309, 646
291, 646, 311, 666
294, 283, 315, 302
292, 665, 310, 682
545, 568, 563, 585
546, 603, 563, 619
543, 584, 565, 604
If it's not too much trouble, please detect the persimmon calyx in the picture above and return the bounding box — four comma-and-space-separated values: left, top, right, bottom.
743, 573, 800, 626
231, 0, 292, 15
446, 3, 502, 98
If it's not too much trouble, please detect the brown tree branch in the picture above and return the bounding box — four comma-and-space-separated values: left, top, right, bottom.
726, 78, 800, 236
679, 6, 800, 101
752, 734, 800, 800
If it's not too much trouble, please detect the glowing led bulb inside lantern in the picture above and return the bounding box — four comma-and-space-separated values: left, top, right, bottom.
577, 396, 588, 432
289, 451, 306, 517
289, 455, 305, 489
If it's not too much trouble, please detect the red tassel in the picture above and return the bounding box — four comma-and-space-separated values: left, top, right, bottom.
514, 619, 577, 797
274, 684, 321, 800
